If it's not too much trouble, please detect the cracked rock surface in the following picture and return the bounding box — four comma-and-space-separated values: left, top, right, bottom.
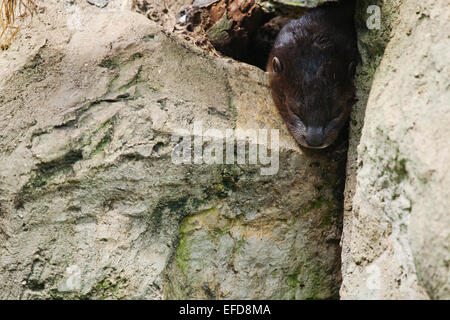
0, 1, 346, 299
341, 0, 449, 299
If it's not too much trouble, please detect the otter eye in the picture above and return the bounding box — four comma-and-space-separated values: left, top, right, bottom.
272, 57, 283, 75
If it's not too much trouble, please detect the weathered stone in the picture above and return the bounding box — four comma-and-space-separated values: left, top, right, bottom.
341, 0, 449, 299
270, 0, 336, 7
193, 0, 220, 8
87, 0, 109, 8
0, 1, 345, 299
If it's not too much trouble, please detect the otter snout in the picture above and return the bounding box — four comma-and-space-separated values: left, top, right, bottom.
304, 127, 325, 148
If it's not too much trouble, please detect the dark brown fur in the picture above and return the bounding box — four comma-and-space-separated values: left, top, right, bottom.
267, 1, 358, 149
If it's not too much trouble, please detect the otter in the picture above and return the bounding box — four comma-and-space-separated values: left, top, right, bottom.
267, 0, 359, 149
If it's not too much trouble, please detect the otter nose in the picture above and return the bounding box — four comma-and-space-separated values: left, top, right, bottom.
304, 127, 325, 147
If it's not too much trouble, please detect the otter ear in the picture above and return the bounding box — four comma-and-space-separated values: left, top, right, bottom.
272, 57, 283, 75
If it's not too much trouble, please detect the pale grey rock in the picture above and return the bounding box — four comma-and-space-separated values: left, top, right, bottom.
341, 0, 449, 299
271, 0, 337, 7
87, 0, 109, 8
0, 2, 345, 299
192, 0, 220, 8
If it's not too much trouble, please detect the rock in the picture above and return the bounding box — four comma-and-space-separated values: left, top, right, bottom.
193, 0, 221, 8
180, 0, 338, 69
341, 0, 449, 299
87, 0, 109, 8
0, 2, 346, 299
270, 0, 337, 8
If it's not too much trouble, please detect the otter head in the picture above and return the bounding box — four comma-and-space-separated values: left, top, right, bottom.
268, 20, 357, 149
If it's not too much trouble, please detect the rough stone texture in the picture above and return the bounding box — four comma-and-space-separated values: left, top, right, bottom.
87, 0, 109, 8
341, 0, 449, 299
269, 0, 337, 8
0, 1, 346, 299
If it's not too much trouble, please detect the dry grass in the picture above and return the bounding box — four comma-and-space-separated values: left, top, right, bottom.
1, 0, 35, 50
